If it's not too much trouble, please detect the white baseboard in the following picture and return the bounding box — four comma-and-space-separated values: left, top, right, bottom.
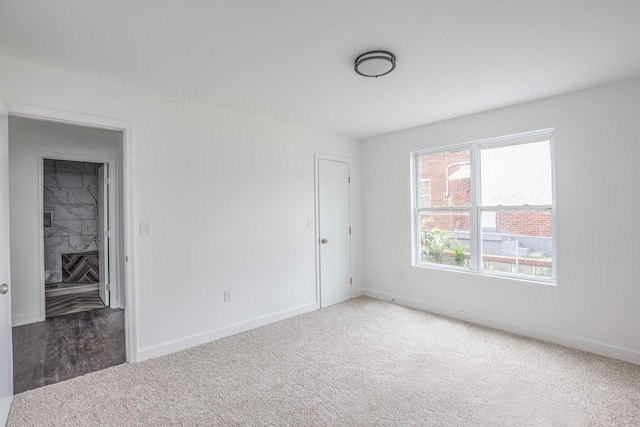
363, 289, 640, 365
533, 327, 640, 365
352, 288, 364, 297
137, 301, 320, 361
12, 312, 41, 327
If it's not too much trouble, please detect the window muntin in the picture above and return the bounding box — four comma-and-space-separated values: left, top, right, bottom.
413, 130, 555, 283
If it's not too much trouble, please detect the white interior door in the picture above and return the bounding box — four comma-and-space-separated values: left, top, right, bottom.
0, 100, 14, 424
318, 158, 352, 307
97, 164, 109, 306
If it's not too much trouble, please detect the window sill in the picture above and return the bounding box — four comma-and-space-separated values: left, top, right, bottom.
413, 262, 557, 286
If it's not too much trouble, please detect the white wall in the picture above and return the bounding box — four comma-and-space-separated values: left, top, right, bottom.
0, 54, 363, 360
8, 117, 121, 326
362, 76, 640, 364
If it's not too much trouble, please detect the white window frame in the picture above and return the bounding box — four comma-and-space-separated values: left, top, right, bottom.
412, 129, 556, 284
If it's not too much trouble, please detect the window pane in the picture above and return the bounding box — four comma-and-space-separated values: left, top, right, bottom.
419, 211, 470, 268
418, 149, 471, 208
480, 140, 552, 206
481, 209, 553, 278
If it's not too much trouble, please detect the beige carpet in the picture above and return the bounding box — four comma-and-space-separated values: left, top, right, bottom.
8, 297, 640, 426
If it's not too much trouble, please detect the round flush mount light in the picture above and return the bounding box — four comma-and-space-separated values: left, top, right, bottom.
354, 50, 396, 78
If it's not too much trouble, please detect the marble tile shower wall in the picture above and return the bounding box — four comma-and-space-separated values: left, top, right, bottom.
43, 159, 100, 284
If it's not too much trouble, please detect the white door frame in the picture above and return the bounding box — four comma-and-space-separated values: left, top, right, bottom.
37, 153, 117, 316
97, 163, 110, 306
314, 154, 353, 307
0, 98, 13, 427
8, 104, 138, 363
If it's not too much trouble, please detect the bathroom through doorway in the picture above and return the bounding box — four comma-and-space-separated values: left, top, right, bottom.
43, 158, 111, 317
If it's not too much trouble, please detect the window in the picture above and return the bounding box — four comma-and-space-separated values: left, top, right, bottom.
413, 129, 555, 282
418, 178, 431, 207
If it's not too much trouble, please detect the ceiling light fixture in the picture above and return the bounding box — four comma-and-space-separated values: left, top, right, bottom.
354, 50, 396, 78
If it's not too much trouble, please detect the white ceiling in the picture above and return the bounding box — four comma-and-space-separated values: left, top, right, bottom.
1, 0, 639, 139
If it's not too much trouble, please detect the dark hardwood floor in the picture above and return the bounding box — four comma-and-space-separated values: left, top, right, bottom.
46, 290, 107, 317
12, 304, 126, 394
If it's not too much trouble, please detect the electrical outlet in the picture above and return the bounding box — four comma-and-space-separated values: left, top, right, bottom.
398, 269, 405, 279
224, 290, 232, 302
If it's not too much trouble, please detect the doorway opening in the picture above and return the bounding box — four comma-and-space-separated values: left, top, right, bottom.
8, 115, 129, 393
43, 159, 111, 317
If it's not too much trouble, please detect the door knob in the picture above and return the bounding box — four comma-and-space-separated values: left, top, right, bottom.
0, 283, 8, 295
321, 238, 328, 244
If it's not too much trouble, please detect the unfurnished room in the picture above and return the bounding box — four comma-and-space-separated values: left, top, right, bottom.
0, 1, 639, 426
